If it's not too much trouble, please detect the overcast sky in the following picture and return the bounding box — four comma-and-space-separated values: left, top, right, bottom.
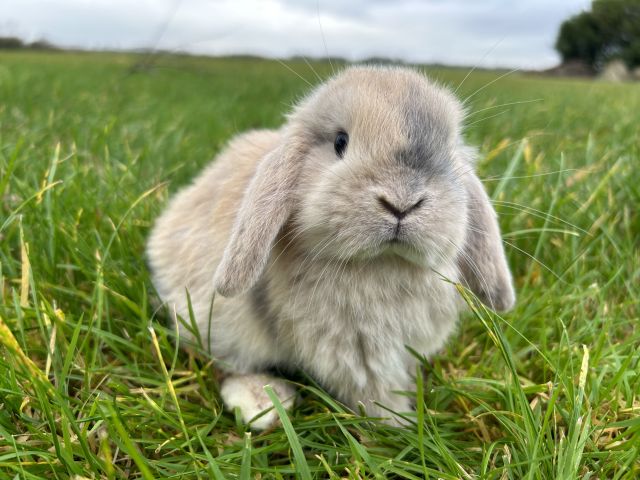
2, 0, 590, 69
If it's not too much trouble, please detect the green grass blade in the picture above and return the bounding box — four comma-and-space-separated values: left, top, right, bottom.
265, 385, 312, 480
240, 432, 252, 480
100, 400, 155, 480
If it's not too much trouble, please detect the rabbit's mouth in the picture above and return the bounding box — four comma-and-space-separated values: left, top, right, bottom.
375, 228, 456, 269
382, 220, 416, 247
379, 233, 420, 253
378, 239, 428, 267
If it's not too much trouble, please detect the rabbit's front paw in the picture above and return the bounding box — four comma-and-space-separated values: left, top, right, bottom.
220, 374, 296, 430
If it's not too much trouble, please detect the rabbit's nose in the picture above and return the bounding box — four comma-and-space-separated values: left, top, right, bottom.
377, 196, 424, 220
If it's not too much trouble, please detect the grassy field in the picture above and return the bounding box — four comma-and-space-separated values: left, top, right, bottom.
0, 50, 638, 479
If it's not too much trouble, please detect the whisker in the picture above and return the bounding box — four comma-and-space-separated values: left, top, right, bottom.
462, 68, 521, 105
275, 58, 313, 87
454, 38, 505, 95
316, 0, 335, 75
492, 200, 589, 235
465, 98, 544, 118
502, 239, 566, 283
482, 168, 586, 182
443, 237, 493, 307
464, 109, 510, 128
301, 55, 324, 84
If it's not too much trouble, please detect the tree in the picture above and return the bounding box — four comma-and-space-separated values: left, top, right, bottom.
555, 0, 640, 70
0, 37, 25, 49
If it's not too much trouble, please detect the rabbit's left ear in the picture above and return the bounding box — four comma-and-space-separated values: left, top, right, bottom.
214, 137, 306, 297
457, 150, 515, 312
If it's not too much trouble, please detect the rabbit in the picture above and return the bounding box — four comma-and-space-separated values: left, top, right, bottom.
146, 65, 515, 429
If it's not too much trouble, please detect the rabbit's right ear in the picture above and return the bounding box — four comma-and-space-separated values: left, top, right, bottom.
213, 137, 305, 298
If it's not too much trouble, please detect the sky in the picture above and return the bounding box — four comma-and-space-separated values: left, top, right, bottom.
1, 0, 591, 69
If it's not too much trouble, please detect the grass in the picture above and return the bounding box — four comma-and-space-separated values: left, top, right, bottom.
0, 50, 638, 479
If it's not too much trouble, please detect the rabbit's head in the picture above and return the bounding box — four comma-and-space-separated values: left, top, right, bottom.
214, 66, 515, 311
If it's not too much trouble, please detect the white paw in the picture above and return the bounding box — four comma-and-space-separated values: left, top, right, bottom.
220, 374, 296, 430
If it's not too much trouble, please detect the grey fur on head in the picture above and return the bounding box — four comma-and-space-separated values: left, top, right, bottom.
147, 66, 515, 428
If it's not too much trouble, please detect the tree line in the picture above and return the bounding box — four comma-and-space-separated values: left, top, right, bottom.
0, 37, 57, 50
556, 0, 640, 71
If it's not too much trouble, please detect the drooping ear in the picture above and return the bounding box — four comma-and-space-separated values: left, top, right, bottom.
458, 166, 516, 312
214, 138, 305, 297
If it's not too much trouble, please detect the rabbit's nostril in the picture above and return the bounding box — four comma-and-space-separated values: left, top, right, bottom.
378, 196, 404, 219
411, 198, 424, 211
377, 197, 424, 220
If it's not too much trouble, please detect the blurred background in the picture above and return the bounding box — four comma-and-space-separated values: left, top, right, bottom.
2, 0, 639, 77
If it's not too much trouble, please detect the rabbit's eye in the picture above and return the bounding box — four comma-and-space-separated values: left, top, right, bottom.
334, 131, 349, 158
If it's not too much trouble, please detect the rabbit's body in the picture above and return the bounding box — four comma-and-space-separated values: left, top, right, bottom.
147, 66, 515, 427
264, 250, 463, 414
148, 130, 283, 373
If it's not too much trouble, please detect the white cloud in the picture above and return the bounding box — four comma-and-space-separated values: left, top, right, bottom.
0, 0, 590, 68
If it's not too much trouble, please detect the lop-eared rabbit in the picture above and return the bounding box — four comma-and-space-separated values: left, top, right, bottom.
147, 66, 515, 428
